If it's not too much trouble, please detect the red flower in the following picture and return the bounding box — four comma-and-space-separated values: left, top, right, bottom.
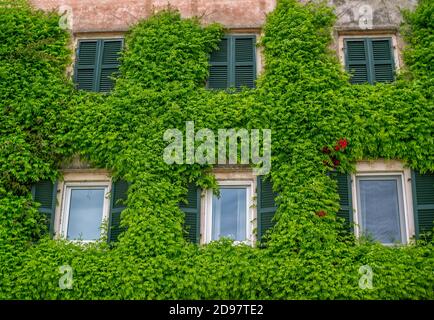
332, 158, 340, 167
335, 138, 348, 151
338, 138, 348, 149
316, 210, 327, 218
322, 146, 331, 154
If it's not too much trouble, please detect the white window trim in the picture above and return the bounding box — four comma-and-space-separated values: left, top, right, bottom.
353, 172, 408, 244
59, 181, 110, 242
203, 180, 255, 245
338, 34, 400, 71
351, 160, 415, 244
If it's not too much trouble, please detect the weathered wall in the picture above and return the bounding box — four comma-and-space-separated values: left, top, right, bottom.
30, 0, 276, 32
30, 0, 417, 32
330, 0, 418, 31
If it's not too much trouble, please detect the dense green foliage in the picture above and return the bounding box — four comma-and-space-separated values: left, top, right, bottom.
0, 0, 433, 299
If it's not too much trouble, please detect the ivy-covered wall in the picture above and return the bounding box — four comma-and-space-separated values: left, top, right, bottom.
0, 0, 433, 299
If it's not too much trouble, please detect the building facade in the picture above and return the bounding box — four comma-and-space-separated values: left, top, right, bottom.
29, 0, 433, 247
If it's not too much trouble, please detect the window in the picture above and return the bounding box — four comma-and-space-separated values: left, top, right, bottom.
204, 181, 253, 244
32, 170, 129, 242
356, 175, 406, 244
208, 35, 256, 89
333, 160, 417, 245
179, 173, 278, 245
344, 37, 395, 84
211, 187, 248, 241
61, 183, 110, 241
74, 39, 123, 92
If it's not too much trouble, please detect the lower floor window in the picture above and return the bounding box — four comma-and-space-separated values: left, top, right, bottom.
212, 187, 248, 241
205, 181, 253, 244
356, 175, 407, 244
61, 183, 109, 241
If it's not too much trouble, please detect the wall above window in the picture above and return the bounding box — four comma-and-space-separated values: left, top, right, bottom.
32, 0, 416, 33
30, 0, 276, 33
332, 0, 417, 31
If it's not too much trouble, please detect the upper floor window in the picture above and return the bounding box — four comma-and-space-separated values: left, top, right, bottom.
74, 39, 123, 92
344, 37, 395, 84
208, 35, 257, 90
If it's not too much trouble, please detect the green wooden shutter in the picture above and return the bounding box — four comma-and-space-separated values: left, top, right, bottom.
234, 36, 256, 89
75, 40, 99, 91
179, 183, 201, 243
345, 39, 370, 84
412, 171, 434, 238
98, 39, 123, 92
257, 176, 278, 242
32, 180, 57, 237
75, 39, 123, 92
208, 35, 256, 89
108, 179, 128, 242
345, 38, 395, 85
208, 38, 229, 89
369, 38, 394, 83
332, 173, 353, 229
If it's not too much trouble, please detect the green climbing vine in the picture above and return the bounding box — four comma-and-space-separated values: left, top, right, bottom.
0, 0, 433, 299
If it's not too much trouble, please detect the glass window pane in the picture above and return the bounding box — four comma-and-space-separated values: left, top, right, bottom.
358, 178, 403, 243
67, 188, 105, 240
212, 188, 247, 241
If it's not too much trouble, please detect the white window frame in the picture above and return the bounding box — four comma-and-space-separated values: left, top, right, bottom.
351, 160, 415, 245
204, 180, 255, 245
354, 173, 407, 244
60, 181, 110, 242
